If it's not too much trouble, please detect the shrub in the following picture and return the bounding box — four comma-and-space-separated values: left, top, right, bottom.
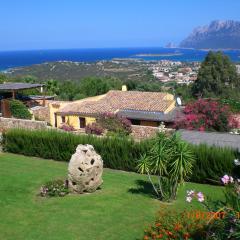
221, 99, 240, 113
190, 144, 237, 184
97, 113, 132, 136
142, 209, 206, 240
175, 99, 232, 132
59, 123, 75, 132
3, 129, 150, 172
40, 179, 69, 197
9, 99, 32, 119
85, 123, 104, 135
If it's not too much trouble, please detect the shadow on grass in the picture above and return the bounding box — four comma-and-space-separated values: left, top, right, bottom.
128, 179, 156, 198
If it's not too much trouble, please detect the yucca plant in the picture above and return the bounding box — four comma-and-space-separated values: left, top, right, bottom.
137, 133, 195, 201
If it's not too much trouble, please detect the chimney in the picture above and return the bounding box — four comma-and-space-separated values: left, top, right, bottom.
122, 85, 127, 91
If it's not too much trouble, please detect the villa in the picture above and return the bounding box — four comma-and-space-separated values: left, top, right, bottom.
50, 86, 181, 130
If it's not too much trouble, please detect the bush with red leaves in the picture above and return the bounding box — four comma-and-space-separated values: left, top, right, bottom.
175, 99, 236, 132
97, 112, 132, 136
85, 123, 104, 135
59, 123, 75, 132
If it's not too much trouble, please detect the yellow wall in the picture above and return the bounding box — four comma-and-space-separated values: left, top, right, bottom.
56, 114, 96, 129
49, 101, 69, 127
164, 100, 176, 113
164, 93, 174, 101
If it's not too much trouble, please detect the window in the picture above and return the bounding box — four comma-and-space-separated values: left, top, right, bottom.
130, 119, 141, 125
62, 116, 66, 123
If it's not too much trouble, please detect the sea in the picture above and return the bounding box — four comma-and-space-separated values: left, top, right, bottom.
0, 47, 240, 71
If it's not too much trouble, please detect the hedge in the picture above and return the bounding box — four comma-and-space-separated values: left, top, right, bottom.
190, 144, 238, 184
2, 129, 239, 183
2, 129, 150, 172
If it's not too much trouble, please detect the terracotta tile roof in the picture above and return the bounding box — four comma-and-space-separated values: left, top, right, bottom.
57, 90, 175, 116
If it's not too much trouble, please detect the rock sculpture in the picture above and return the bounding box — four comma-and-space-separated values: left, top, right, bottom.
68, 144, 103, 193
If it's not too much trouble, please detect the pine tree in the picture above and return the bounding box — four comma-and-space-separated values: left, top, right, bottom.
192, 51, 240, 99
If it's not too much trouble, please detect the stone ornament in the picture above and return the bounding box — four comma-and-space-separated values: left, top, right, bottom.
68, 144, 103, 193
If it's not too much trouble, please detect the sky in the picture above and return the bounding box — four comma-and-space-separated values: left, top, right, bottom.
1, 0, 240, 51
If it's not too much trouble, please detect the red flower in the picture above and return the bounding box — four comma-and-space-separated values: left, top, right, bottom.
183, 233, 190, 240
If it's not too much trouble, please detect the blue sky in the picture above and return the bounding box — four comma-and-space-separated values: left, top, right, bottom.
1, 0, 240, 50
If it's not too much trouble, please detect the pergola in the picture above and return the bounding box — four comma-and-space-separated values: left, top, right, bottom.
0, 83, 45, 99
0, 83, 46, 117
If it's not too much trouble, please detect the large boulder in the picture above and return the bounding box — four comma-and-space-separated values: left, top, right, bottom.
68, 144, 103, 193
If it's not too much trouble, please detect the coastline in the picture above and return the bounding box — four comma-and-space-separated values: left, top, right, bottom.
0, 47, 240, 71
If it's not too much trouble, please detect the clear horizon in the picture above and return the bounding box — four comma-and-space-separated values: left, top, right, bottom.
1, 0, 240, 51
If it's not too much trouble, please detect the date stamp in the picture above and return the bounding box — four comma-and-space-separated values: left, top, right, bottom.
185, 210, 240, 220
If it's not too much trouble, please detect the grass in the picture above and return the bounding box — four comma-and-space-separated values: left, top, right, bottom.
0, 153, 224, 240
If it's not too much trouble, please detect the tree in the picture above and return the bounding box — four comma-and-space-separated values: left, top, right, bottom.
192, 51, 240, 98
79, 77, 122, 97
58, 81, 81, 101
0, 73, 8, 83
45, 79, 60, 95
125, 80, 162, 92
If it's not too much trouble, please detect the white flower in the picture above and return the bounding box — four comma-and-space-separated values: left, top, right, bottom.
187, 190, 195, 196
234, 159, 240, 166
186, 196, 192, 202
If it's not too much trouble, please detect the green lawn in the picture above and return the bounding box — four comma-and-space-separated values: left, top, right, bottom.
0, 153, 224, 240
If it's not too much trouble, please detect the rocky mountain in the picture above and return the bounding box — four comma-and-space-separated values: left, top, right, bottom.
180, 20, 240, 49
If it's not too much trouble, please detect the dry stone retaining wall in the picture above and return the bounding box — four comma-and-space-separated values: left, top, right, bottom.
0, 117, 48, 131
131, 125, 159, 139
31, 106, 50, 123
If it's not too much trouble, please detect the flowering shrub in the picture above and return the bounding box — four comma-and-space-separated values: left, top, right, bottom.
183, 175, 240, 239
142, 209, 206, 240
40, 179, 69, 197
85, 123, 104, 135
221, 175, 240, 212
229, 115, 240, 129
97, 112, 132, 136
175, 99, 235, 132
59, 123, 75, 132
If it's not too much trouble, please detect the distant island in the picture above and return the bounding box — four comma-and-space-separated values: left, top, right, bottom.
180, 20, 240, 50
134, 53, 183, 57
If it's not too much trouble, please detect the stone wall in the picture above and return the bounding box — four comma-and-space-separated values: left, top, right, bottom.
131, 125, 159, 140
0, 117, 48, 132
31, 106, 50, 123
131, 125, 175, 140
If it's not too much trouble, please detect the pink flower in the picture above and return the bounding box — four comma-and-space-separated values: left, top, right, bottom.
186, 190, 204, 203
197, 192, 204, 202
221, 175, 230, 184
221, 175, 235, 185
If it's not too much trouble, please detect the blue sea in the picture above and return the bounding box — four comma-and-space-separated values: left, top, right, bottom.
0, 47, 240, 71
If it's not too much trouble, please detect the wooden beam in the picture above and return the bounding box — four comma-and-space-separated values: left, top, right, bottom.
12, 90, 16, 99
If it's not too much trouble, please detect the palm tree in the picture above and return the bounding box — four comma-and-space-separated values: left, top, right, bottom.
137, 133, 195, 201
